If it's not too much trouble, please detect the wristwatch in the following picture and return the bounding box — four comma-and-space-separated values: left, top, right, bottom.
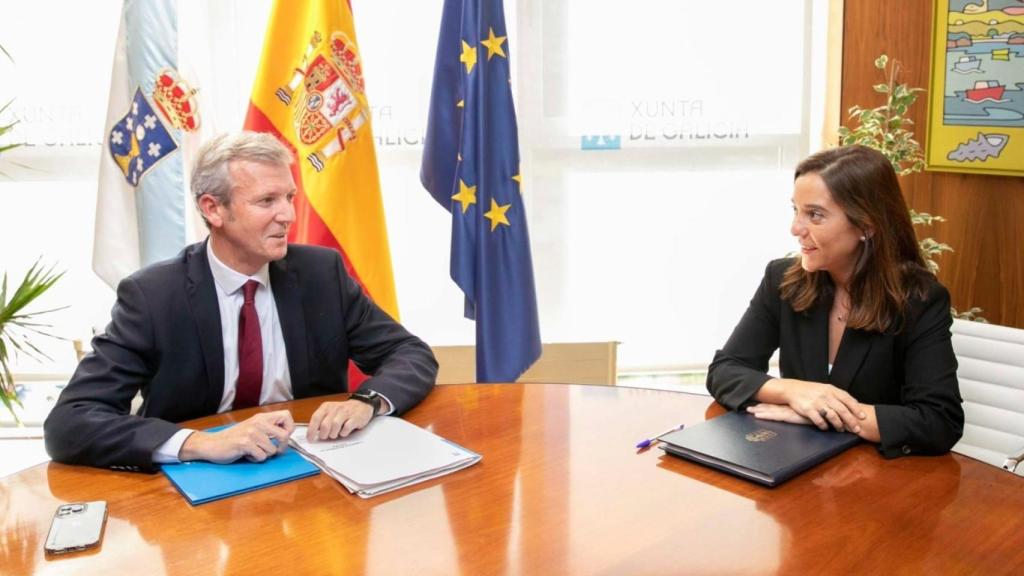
350, 389, 382, 418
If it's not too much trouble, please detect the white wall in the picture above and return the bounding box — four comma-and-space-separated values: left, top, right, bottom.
0, 0, 827, 374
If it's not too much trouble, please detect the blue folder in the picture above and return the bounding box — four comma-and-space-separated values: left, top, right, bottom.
659, 412, 861, 487
161, 425, 320, 505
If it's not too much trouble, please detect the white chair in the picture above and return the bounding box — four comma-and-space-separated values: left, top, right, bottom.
950, 319, 1024, 476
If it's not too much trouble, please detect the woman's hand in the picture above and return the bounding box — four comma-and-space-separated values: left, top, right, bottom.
746, 403, 812, 425
756, 378, 867, 433
749, 401, 880, 442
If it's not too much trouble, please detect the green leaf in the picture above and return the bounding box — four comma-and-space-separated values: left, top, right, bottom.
919, 237, 954, 256
0, 392, 22, 424
15, 336, 52, 362
875, 54, 889, 69
951, 306, 988, 323
0, 98, 23, 159
0, 339, 15, 399
0, 259, 64, 416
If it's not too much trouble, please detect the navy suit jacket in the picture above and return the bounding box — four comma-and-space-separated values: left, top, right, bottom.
707, 258, 963, 458
44, 242, 438, 471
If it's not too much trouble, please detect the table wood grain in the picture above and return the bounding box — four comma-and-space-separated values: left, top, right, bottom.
2, 383, 1022, 575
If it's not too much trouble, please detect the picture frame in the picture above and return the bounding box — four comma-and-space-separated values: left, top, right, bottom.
925, 0, 1024, 176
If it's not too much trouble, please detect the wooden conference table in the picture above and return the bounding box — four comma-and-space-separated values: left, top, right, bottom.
2, 383, 1023, 575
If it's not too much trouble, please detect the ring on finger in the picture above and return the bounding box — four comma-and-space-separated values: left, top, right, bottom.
818, 407, 829, 418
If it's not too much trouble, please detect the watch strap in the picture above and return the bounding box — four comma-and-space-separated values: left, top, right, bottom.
351, 390, 382, 417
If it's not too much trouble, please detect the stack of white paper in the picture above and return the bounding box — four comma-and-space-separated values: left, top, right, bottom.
290, 417, 481, 498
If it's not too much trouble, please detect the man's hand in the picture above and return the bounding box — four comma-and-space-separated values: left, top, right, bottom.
307, 400, 375, 441
179, 410, 295, 464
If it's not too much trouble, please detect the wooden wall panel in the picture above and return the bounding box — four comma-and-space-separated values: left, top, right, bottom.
841, 0, 1024, 328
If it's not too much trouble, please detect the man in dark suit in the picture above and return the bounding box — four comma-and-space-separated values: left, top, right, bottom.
45, 132, 438, 472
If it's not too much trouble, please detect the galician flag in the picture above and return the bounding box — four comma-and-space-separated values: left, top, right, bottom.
94, 0, 215, 289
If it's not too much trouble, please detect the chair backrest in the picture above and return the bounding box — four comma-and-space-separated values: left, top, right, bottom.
432, 342, 618, 386
950, 319, 1024, 476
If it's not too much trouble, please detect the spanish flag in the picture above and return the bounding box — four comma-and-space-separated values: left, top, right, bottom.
243, 0, 398, 329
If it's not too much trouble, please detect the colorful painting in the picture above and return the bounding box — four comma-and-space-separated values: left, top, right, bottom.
926, 0, 1024, 175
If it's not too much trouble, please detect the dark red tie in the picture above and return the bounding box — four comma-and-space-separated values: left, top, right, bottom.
233, 280, 263, 409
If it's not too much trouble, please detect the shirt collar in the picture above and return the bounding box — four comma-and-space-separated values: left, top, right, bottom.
207, 241, 270, 296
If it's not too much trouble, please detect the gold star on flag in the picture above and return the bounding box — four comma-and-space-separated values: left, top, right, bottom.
457, 99, 464, 108
484, 198, 511, 231
452, 179, 477, 214
460, 40, 477, 74
480, 27, 507, 61
512, 173, 522, 193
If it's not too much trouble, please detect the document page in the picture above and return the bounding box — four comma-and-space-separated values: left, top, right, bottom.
291, 417, 480, 497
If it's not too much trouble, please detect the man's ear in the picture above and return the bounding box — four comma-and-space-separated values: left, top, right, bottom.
197, 194, 224, 228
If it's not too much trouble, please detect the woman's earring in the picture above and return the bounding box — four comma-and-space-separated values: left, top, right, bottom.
860, 236, 867, 242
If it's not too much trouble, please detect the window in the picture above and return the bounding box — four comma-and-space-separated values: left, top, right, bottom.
1, 0, 829, 373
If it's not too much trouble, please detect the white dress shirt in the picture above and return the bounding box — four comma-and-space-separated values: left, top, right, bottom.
206, 242, 294, 411
153, 243, 293, 462
153, 243, 392, 463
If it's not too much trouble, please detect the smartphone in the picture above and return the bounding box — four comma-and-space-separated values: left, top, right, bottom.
44, 501, 108, 555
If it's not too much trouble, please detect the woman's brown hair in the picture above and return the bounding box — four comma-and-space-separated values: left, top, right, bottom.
780, 145, 930, 333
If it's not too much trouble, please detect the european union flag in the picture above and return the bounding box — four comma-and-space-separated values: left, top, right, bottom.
421, 0, 541, 382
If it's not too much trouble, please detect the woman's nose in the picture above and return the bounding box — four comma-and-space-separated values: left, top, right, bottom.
790, 214, 804, 237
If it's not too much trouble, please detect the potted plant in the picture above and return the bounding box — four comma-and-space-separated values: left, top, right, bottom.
0, 261, 65, 423
836, 54, 983, 321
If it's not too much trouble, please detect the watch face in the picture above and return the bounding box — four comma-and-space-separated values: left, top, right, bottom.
353, 391, 381, 416
353, 391, 379, 409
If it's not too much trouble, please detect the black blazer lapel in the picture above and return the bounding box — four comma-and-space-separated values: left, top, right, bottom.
185, 241, 225, 414
829, 328, 874, 391
796, 299, 831, 384
270, 257, 310, 399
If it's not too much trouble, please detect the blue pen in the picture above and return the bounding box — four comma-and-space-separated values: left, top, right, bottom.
635, 423, 686, 449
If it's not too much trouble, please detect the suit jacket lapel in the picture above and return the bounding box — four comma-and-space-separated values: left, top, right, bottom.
796, 292, 831, 384
830, 328, 873, 391
270, 257, 310, 399
185, 241, 225, 414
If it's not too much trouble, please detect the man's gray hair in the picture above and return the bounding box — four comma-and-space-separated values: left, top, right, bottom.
190, 132, 293, 206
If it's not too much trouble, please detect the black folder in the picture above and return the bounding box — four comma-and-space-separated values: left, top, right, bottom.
659, 412, 861, 487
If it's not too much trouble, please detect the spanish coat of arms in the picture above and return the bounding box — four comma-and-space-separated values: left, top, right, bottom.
276, 31, 370, 172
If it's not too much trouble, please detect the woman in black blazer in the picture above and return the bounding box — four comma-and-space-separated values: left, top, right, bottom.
707, 146, 964, 457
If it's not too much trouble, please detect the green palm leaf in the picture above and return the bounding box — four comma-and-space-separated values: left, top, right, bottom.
0, 259, 65, 424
